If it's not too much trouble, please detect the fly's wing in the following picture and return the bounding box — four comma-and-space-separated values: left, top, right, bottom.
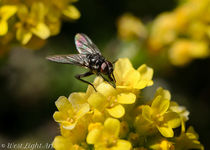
75, 33, 102, 55
46, 54, 88, 67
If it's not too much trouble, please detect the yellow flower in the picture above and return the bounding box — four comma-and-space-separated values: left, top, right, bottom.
53, 112, 90, 149
53, 92, 90, 130
114, 58, 153, 91
117, 13, 147, 40
16, 2, 50, 45
169, 39, 209, 66
174, 126, 204, 150
60, 121, 88, 144
138, 87, 181, 137
150, 139, 175, 150
53, 136, 85, 150
87, 118, 132, 150
87, 82, 136, 118
0, 5, 17, 36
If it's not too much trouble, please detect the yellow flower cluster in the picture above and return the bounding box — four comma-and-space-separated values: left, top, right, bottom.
52, 58, 204, 150
0, 0, 80, 53
148, 0, 210, 66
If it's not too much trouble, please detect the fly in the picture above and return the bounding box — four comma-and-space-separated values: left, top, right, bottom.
46, 33, 116, 91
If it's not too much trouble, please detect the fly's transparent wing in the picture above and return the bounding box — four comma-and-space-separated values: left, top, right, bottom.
75, 33, 102, 55
46, 54, 88, 67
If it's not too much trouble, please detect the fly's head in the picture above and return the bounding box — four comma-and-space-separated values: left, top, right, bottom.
100, 61, 116, 84
100, 61, 113, 75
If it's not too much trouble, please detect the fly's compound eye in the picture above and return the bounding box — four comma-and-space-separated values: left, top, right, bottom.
100, 62, 109, 74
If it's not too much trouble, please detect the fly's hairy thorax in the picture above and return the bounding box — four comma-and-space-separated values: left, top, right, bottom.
86, 53, 105, 73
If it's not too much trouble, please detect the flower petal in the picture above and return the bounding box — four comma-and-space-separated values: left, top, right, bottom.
124, 69, 140, 87
68, 92, 87, 106
86, 128, 101, 144
164, 111, 181, 128
114, 58, 133, 84
96, 82, 117, 97
117, 93, 136, 104
157, 125, 174, 137
151, 95, 170, 115
106, 104, 125, 118
53, 111, 67, 122
187, 126, 199, 139
86, 77, 103, 96
155, 87, 171, 100
0, 5, 17, 20
53, 136, 73, 150
62, 121, 77, 130
63, 5, 81, 20
138, 64, 153, 77
113, 140, 132, 150
88, 93, 107, 110
0, 20, 8, 36
87, 123, 103, 144
16, 28, 32, 45
75, 103, 90, 119
17, 4, 28, 20
31, 22, 50, 39
104, 118, 120, 137
30, 2, 45, 21
135, 79, 151, 89
142, 105, 153, 123
55, 96, 72, 112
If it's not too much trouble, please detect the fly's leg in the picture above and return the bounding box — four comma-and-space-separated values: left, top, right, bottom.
99, 73, 116, 88
108, 73, 116, 83
75, 72, 97, 91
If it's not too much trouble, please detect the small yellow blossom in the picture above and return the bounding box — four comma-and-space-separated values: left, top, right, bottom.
87, 82, 136, 118
117, 13, 147, 40
16, 3, 50, 45
0, 5, 17, 36
87, 118, 132, 150
137, 87, 181, 137
53, 93, 90, 130
174, 126, 204, 150
114, 58, 153, 91
60, 121, 88, 144
150, 139, 175, 150
53, 136, 85, 150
